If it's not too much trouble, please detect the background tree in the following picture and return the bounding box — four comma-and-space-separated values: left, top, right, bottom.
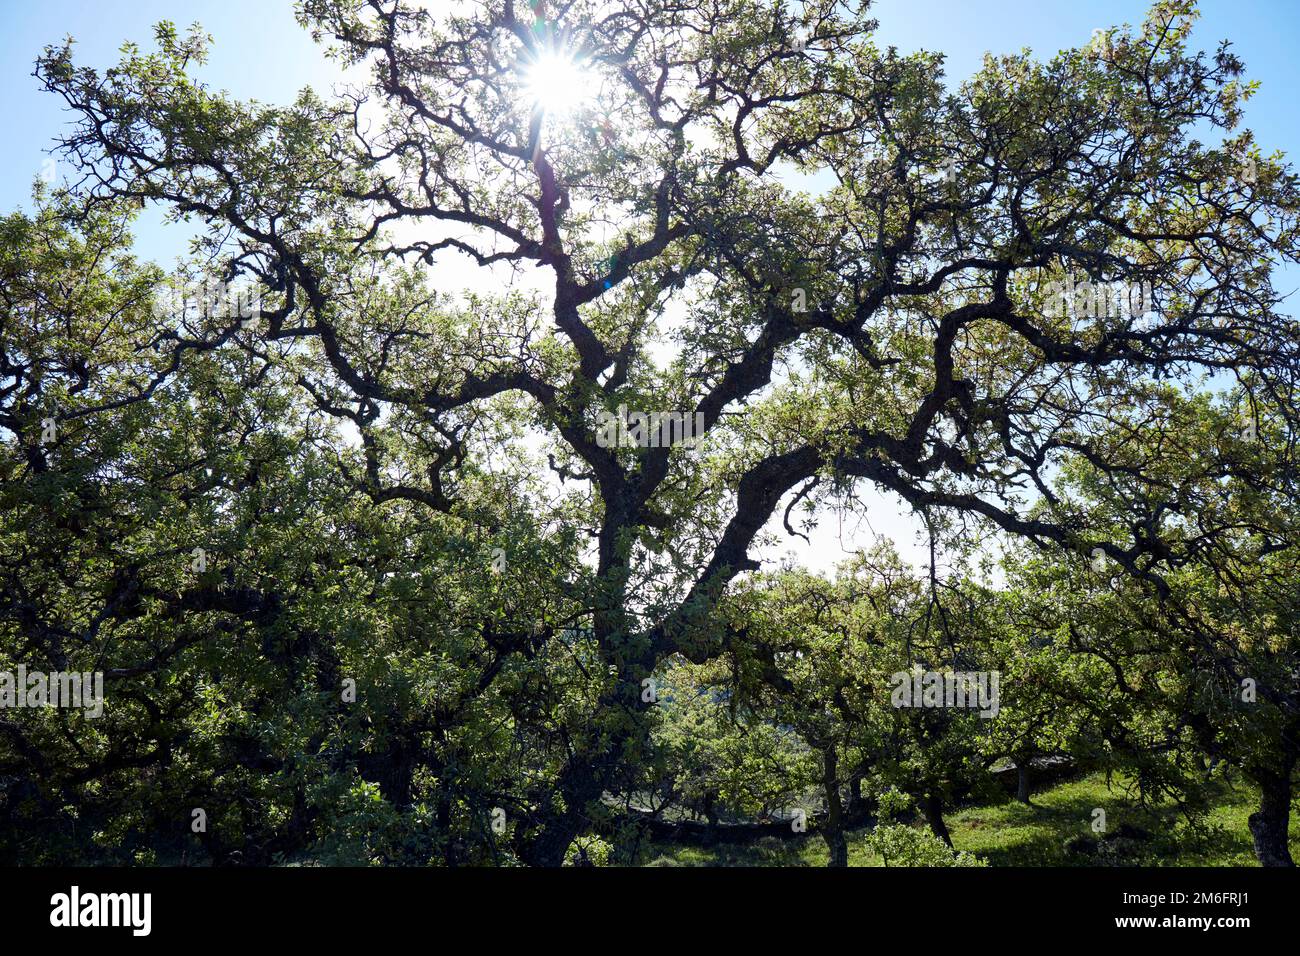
1003, 387, 1300, 865
0, 191, 594, 865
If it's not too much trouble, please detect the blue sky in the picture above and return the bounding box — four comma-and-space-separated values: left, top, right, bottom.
2, 0, 1297, 260
0, 0, 337, 260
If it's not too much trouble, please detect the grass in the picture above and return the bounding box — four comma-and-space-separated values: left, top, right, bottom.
640, 772, 1299, 866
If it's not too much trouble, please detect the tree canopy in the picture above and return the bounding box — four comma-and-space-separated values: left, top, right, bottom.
2, 0, 1298, 867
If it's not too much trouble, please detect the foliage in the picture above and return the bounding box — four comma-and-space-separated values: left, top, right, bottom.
863, 823, 986, 867
3, 0, 1300, 867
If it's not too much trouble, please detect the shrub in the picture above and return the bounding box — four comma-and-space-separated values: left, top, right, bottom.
865, 824, 987, 867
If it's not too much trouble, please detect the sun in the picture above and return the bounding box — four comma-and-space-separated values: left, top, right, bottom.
522, 45, 592, 117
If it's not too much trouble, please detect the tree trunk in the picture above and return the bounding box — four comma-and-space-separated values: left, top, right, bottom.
923, 791, 953, 848
1247, 765, 1295, 868
520, 819, 578, 867
820, 748, 847, 867
517, 566, 650, 867
437, 791, 457, 867
520, 755, 604, 867
703, 790, 719, 828
519, 691, 647, 866
1016, 762, 1032, 804
823, 824, 848, 868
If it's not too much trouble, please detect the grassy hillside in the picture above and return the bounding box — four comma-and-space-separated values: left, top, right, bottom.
641, 773, 1300, 867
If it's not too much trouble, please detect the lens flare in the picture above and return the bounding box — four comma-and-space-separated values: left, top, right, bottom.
522, 46, 591, 116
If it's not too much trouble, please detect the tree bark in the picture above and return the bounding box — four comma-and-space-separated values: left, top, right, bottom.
703, 790, 719, 828
1247, 764, 1295, 868
820, 748, 848, 867
923, 791, 953, 848
849, 774, 863, 812
1016, 762, 1032, 804
519, 681, 649, 866
519, 755, 605, 867
437, 791, 457, 867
